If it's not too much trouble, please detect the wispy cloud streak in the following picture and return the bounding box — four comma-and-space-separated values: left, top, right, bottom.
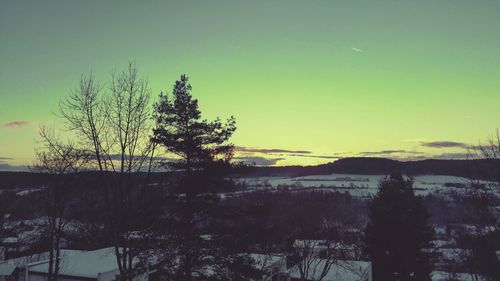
358, 150, 419, 156
2, 120, 31, 128
421, 141, 469, 148
235, 146, 312, 154
286, 154, 340, 159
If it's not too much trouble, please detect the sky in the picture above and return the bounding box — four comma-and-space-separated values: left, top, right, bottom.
1, 0, 499, 170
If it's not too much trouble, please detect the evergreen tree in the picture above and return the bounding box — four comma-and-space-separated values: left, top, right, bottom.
153, 74, 235, 176
365, 173, 434, 281
151, 74, 243, 281
461, 230, 500, 281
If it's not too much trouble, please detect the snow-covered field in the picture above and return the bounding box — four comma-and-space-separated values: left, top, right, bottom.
230, 174, 499, 198
432, 271, 487, 281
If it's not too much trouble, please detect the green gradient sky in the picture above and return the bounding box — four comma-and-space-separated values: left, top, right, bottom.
1, 0, 499, 168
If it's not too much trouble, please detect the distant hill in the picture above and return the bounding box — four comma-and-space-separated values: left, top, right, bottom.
238, 157, 500, 180
0, 172, 54, 190
0, 171, 176, 190
1, 158, 498, 189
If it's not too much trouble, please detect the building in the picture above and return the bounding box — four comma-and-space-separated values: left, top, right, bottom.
293, 240, 362, 260
286, 259, 372, 281
248, 254, 287, 281
0, 248, 150, 281
0, 263, 16, 281
0, 238, 20, 259
1, 250, 83, 281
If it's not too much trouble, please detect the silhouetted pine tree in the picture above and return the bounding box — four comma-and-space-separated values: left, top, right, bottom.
460, 230, 500, 281
152, 74, 235, 177
151, 75, 250, 281
365, 173, 433, 281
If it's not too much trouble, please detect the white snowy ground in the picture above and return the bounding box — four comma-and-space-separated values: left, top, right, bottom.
229, 174, 499, 198
431, 271, 487, 281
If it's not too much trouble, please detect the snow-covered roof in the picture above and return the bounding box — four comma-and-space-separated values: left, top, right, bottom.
1, 249, 85, 268
1, 237, 19, 244
293, 240, 343, 249
0, 262, 16, 276
293, 240, 356, 251
435, 248, 471, 263
294, 240, 327, 248
288, 259, 371, 281
247, 254, 286, 270
27, 247, 123, 279
430, 240, 449, 248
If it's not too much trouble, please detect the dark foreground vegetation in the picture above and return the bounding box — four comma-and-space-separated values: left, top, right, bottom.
2, 157, 500, 189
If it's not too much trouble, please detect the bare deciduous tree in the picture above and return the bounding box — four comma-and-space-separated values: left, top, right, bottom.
292, 239, 352, 281
58, 62, 155, 281
465, 129, 500, 231
473, 129, 500, 183
32, 127, 90, 281
460, 129, 500, 281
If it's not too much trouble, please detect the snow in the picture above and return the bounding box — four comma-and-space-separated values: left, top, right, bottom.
1, 237, 19, 244
232, 174, 498, 198
247, 253, 286, 270
287, 259, 371, 281
433, 248, 471, 265
292, 240, 351, 251
429, 240, 449, 248
27, 247, 123, 279
293, 240, 331, 249
1, 250, 85, 268
0, 262, 16, 276
15, 187, 46, 196
431, 271, 487, 281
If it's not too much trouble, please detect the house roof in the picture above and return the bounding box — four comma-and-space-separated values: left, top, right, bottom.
0, 262, 16, 276
1, 237, 19, 244
293, 240, 356, 251
293, 240, 330, 249
28, 247, 122, 279
288, 259, 371, 281
247, 254, 286, 270
1, 249, 85, 268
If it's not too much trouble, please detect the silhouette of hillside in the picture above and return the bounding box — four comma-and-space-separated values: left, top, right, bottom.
0, 171, 177, 190
239, 157, 500, 179
1, 158, 498, 189
0, 172, 53, 189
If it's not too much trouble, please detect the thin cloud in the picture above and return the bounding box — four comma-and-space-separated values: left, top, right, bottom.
286, 153, 341, 160
421, 141, 469, 149
2, 120, 31, 128
0, 157, 13, 161
389, 152, 470, 161
351, 47, 363, 52
358, 150, 419, 156
234, 146, 312, 154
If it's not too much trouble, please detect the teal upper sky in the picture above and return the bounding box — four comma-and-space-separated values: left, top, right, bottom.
1, 0, 499, 168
